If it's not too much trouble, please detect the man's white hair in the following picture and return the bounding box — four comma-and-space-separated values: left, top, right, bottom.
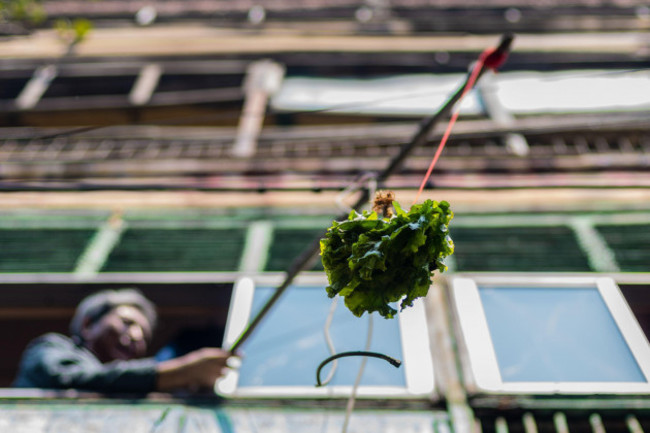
69, 288, 157, 343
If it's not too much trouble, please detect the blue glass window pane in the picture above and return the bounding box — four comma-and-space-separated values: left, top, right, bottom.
479, 286, 646, 383
237, 286, 405, 387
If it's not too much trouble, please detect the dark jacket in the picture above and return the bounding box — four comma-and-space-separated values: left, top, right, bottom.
13, 333, 158, 393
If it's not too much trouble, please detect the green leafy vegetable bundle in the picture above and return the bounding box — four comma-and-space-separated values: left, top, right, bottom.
320, 198, 454, 319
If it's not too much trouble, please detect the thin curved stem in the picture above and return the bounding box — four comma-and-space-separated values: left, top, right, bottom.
315, 351, 402, 387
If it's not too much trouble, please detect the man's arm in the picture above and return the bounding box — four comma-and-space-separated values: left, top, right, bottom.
15, 334, 157, 393
15, 334, 232, 394
156, 347, 231, 392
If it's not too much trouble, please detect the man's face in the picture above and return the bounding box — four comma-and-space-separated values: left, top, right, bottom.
81, 305, 152, 363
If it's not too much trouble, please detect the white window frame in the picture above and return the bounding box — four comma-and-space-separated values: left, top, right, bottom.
216, 273, 435, 399
452, 275, 650, 394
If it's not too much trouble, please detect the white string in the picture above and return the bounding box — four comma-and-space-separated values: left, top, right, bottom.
341, 313, 373, 433
335, 172, 378, 214
320, 296, 339, 386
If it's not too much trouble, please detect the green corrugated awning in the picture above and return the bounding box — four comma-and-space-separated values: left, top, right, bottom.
265, 228, 325, 272
595, 224, 650, 272
450, 226, 592, 272
102, 228, 246, 272
0, 228, 94, 272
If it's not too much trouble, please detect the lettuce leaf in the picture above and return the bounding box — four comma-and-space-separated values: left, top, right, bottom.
320, 199, 454, 319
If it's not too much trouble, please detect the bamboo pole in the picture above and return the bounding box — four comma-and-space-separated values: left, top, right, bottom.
228, 33, 515, 352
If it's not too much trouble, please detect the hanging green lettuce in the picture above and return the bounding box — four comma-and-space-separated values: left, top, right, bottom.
320, 194, 454, 319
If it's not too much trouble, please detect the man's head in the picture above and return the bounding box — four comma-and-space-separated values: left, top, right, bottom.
70, 288, 157, 363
